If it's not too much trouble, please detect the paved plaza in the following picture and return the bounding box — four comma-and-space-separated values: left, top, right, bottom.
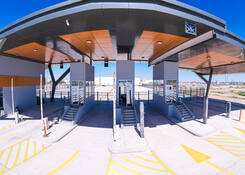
0, 103, 244, 175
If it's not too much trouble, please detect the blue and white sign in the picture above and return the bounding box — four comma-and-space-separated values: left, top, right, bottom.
185, 22, 197, 35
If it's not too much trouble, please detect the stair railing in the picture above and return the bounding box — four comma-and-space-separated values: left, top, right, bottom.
181, 101, 195, 119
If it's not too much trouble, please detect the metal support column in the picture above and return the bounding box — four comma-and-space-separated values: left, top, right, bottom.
48, 64, 70, 102
195, 68, 213, 124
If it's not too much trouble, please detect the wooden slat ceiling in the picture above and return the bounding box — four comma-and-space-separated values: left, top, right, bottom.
3, 42, 74, 64
179, 52, 245, 70
0, 75, 45, 87
132, 31, 189, 61
60, 30, 115, 60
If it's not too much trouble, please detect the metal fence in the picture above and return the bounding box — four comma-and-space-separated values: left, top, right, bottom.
178, 87, 206, 98
38, 87, 205, 104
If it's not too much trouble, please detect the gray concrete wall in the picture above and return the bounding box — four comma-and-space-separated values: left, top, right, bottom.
0, 55, 45, 114
153, 61, 178, 117
70, 62, 86, 81
0, 55, 44, 76
3, 86, 36, 114
70, 62, 95, 123
116, 60, 135, 105
153, 61, 178, 80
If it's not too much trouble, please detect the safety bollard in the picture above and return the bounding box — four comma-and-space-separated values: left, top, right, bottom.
140, 102, 144, 138
239, 109, 243, 121
226, 102, 231, 118
42, 117, 49, 137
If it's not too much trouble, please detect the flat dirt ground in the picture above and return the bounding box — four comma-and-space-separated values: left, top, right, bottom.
209, 85, 245, 104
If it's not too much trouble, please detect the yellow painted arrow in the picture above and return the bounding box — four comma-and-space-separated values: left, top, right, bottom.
181, 145, 233, 175
234, 127, 245, 134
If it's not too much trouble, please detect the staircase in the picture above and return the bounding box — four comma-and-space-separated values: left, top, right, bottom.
63, 107, 79, 122
122, 106, 137, 126
174, 103, 195, 122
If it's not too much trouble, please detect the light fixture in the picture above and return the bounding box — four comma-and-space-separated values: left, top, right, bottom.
156, 41, 163, 45
33, 49, 38, 52
86, 40, 92, 44
104, 57, 109, 67
65, 19, 70, 26
60, 62, 64, 69
141, 56, 145, 59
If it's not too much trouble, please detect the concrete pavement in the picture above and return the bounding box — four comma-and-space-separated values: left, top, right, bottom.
0, 104, 244, 174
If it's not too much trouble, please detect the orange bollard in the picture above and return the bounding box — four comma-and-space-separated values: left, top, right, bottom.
43, 120, 47, 137
239, 109, 243, 122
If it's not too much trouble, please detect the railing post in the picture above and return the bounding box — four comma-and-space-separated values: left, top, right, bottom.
138, 92, 140, 102
107, 92, 109, 104
140, 102, 144, 138
97, 92, 99, 104
148, 90, 150, 104
190, 87, 192, 100
203, 97, 208, 124
50, 91, 52, 102
44, 92, 46, 103
68, 91, 70, 102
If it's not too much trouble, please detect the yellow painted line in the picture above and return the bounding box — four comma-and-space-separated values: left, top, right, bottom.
107, 157, 113, 175
234, 127, 245, 134
120, 157, 168, 172
111, 170, 121, 175
4, 145, 51, 175
24, 139, 29, 160
12, 143, 21, 168
207, 138, 240, 141
0, 124, 14, 132
182, 145, 232, 175
34, 141, 37, 155
226, 149, 245, 152
206, 161, 233, 175
0, 146, 14, 175
0, 150, 6, 160
0, 132, 17, 142
207, 140, 245, 144
213, 135, 233, 137
216, 145, 245, 148
42, 144, 45, 150
210, 144, 245, 160
152, 153, 176, 175
48, 150, 79, 175
135, 156, 160, 164
220, 132, 245, 142
112, 161, 142, 175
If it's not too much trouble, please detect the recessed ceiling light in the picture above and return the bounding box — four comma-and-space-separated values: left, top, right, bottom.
65, 19, 70, 26
101, 56, 105, 59
86, 40, 92, 44
33, 49, 38, 52
141, 56, 145, 59
156, 41, 163, 45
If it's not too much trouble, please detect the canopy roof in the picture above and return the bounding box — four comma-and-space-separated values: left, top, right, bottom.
0, 0, 244, 75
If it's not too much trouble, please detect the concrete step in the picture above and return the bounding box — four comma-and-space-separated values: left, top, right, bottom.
124, 118, 136, 121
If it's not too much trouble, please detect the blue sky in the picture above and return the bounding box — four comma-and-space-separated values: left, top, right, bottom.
1, 0, 245, 82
